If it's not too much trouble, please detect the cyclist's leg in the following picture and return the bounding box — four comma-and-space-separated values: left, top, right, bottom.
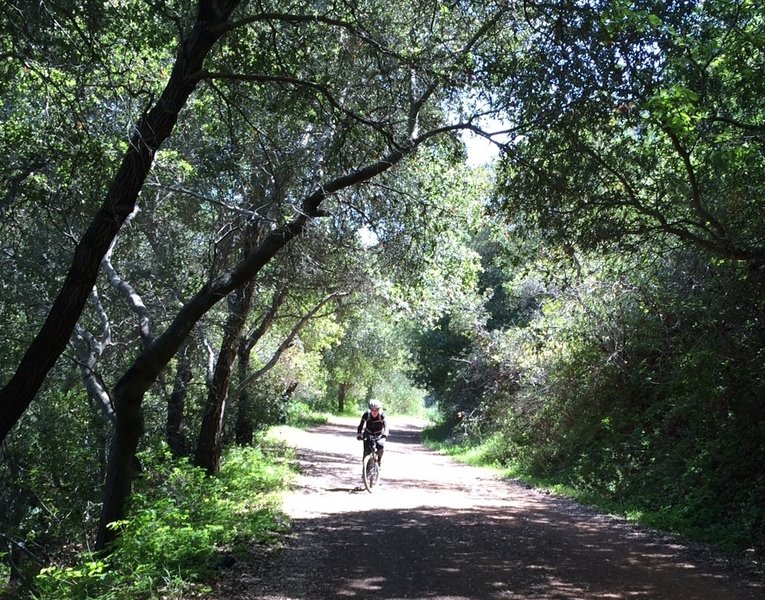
376, 439, 385, 465
363, 438, 372, 459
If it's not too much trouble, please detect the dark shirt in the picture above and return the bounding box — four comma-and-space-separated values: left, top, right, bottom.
358, 410, 389, 437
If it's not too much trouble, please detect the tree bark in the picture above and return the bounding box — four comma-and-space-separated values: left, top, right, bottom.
338, 382, 347, 413
235, 287, 287, 445
234, 386, 254, 446
0, 0, 242, 445
195, 282, 254, 475
167, 341, 193, 457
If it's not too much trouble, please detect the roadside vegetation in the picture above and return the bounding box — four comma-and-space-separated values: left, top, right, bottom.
417, 251, 765, 559
2, 0, 763, 596
24, 432, 296, 600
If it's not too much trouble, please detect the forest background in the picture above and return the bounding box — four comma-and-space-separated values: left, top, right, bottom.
1, 0, 763, 597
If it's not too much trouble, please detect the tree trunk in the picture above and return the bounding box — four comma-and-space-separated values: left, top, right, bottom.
234, 386, 254, 446
97, 384, 145, 550
195, 283, 254, 475
233, 330, 257, 447
0, 1, 242, 445
167, 342, 193, 457
96, 143, 416, 549
338, 382, 347, 413
235, 287, 288, 445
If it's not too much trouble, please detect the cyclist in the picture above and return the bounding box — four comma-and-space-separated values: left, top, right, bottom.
356, 399, 389, 466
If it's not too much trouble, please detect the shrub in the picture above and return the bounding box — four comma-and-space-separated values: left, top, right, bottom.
34, 444, 292, 599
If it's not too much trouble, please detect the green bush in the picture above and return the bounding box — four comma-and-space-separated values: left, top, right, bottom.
33, 443, 292, 599
285, 401, 331, 427
425, 254, 765, 556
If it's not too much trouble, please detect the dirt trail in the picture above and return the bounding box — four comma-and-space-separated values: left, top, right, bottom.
210, 416, 764, 599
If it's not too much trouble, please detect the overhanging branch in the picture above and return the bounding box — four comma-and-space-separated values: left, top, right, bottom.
194, 71, 394, 142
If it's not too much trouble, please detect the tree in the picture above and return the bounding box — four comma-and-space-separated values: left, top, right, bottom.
323, 301, 404, 411
84, 1, 516, 548
492, 1, 765, 264
0, 0, 243, 443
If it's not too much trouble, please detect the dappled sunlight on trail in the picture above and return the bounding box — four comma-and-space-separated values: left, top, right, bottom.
217, 416, 763, 600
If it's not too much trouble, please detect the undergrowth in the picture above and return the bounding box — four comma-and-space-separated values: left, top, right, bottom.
31, 437, 295, 600
422, 423, 764, 561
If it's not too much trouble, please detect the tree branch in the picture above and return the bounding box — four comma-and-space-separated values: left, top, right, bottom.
663, 126, 729, 240
194, 71, 394, 140
233, 291, 349, 394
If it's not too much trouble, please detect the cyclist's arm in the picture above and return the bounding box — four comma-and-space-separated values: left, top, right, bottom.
357, 412, 367, 436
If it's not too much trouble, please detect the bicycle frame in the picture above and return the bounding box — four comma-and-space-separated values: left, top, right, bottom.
361, 434, 382, 492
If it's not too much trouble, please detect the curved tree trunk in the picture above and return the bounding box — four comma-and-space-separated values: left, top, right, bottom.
194, 282, 254, 475
0, 0, 242, 444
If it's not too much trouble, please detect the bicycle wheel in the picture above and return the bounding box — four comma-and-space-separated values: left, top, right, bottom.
362, 453, 379, 492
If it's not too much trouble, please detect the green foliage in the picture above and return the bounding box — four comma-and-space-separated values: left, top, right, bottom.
4, 0, 764, 587
409, 315, 471, 404
371, 371, 428, 417
33, 443, 292, 599
432, 157, 765, 553
284, 401, 331, 427
423, 248, 765, 555
322, 304, 400, 394
0, 389, 107, 587
495, 0, 765, 263
321, 301, 423, 412
404, 0, 765, 559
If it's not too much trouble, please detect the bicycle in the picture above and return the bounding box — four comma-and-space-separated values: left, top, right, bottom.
361, 434, 383, 492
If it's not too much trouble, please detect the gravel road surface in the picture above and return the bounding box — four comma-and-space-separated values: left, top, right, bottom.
208, 416, 764, 599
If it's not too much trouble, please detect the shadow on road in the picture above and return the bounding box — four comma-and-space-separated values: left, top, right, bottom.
243, 419, 763, 600
309, 419, 426, 447
254, 504, 763, 599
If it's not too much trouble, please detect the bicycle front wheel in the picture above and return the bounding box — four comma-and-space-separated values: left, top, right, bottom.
362, 453, 379, 492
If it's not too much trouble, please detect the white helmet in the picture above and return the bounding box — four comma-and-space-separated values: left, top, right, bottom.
368, 399, 382, 411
